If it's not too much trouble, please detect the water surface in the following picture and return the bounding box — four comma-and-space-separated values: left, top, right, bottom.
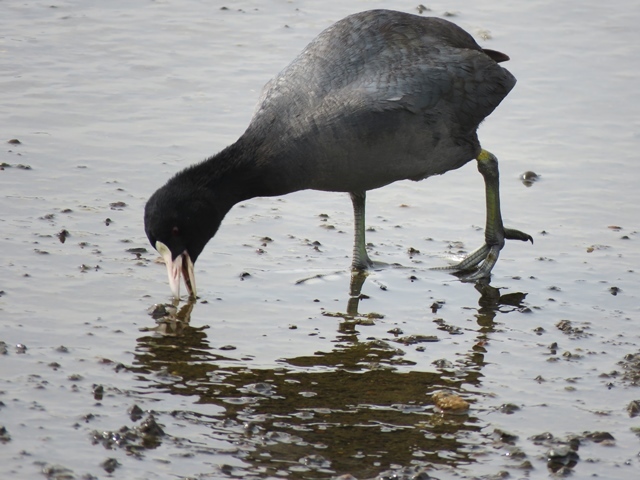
2, 0, 639, 478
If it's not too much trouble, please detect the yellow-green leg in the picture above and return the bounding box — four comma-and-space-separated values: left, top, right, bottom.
350, 191, 374, 270
439, 149, 532, 280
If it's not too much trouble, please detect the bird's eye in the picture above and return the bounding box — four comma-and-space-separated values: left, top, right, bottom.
171, 226, 180, 237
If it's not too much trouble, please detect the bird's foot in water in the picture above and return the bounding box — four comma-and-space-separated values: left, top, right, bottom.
434, 149, 534, 281
351, 249, 375, 271
434, 227, 533, 281
352, 257, 392, 272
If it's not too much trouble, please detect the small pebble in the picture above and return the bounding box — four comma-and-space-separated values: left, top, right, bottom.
521, 170, 540, 187
432, 391, 469, 414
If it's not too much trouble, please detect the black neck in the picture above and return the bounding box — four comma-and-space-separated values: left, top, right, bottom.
183, 135, 300, 212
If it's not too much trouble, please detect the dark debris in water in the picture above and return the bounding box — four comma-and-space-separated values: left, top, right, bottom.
493, 428, 519, 445
498, 403, 521, 415
609, 286, 621, 296
57, 229, 70, 243
433, 318, 462, 335
373, 465, 434, 479
586, 244, 611, 253
627, 400, 640, 417
394, 334, 439, 345
92, 384, 104, 401
41, 464, 78, 480
79, 264, 100, 273
616, 351, 640, 386
430, 300, 444, 313
529, 429, 617, 474
91, 414, 165, 457
0, 425, 11, 443
128, 404, 145, 422
520, 170, 540, 187
547, 445, 579, 473
584, 431, 615, 444
1, 162, 32, 170
556, 319, 591, 338
108, 201, 127, 210
530, 433, 580, 473
100, 457, 121, 474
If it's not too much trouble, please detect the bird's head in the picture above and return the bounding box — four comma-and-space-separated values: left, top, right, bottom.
144, 180, 223, 300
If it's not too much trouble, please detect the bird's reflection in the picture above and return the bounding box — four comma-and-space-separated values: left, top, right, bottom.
325, 271, 383, 340
346, 270, 369, 317
133, 274, 529, 478
474, 279, 528, 330
143, 299, 196, 335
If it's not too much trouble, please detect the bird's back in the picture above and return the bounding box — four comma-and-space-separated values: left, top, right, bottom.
242, 10, 516, 192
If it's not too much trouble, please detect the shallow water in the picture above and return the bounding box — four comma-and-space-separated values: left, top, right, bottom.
2, 0, 639, 479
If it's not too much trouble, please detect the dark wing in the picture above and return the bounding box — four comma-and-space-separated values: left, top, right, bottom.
248, 10, 514, 141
